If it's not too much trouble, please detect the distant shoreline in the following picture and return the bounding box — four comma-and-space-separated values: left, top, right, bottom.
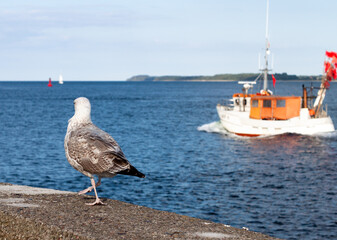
135, 79, 323, 82
149, 79, 236, 82
127, 73, 322, 82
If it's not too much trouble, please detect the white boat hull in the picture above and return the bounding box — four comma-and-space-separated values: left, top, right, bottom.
217, 105, 335, 136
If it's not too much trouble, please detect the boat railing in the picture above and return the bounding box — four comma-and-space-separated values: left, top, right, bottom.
218, 99, 234, 110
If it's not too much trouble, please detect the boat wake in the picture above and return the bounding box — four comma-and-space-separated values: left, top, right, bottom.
313, 130, 337, 139
197, 121, 231, 135
198, 121, 275, 139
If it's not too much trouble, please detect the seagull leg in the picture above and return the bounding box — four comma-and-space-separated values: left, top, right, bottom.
85, 177, 105, 206
78, 186, 93, 195
78, 176, 101, 195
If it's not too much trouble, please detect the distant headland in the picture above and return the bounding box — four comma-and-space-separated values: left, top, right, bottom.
127, 73, 321, 82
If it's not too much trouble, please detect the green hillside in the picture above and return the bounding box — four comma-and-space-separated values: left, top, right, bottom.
127, 73, 320, 82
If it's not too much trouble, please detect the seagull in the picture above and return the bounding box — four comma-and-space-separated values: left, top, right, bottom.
64, 97, 145, 205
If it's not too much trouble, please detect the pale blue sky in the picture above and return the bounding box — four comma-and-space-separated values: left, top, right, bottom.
0, 0, 336, 80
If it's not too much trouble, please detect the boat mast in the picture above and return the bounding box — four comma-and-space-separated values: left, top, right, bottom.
263, 0, 270, 90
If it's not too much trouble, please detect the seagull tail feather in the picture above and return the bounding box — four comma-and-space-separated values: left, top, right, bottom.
118, 165, 145, 178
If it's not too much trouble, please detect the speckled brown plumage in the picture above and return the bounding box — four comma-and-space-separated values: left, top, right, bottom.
64, 97, 145, 205
66, 124, 130, 176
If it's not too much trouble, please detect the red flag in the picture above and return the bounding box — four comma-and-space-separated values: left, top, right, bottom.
327, 68, 334, 80
324, 61, 331, 72
332, 56, 337, 65
324, 80, 330, 89
332, 68, 337, 80
272, 74, 276, 88
326, 51, 337, 58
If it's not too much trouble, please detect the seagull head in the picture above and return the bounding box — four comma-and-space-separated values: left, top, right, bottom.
72, 97, 92, 123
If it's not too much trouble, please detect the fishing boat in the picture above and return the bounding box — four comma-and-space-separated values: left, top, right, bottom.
216, 0, 335, 137
59, 74, 64, 84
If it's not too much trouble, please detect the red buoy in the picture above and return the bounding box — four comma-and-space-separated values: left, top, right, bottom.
48, 78, 52, 87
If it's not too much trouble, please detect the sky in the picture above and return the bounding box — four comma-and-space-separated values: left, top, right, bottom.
0, 0, 336, 81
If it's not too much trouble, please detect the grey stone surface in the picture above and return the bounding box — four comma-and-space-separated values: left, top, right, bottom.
0, 183, 280, 240
0, 184, 73, 195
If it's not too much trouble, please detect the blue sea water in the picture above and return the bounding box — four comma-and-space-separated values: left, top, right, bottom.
0, 81, 336, 240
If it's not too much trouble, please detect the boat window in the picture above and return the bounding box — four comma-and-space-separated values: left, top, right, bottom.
263, 100, 271, 108
277, 99, 286, 107
252, 100, 258, 107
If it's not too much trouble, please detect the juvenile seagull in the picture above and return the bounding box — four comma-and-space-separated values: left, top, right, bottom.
64, 97, 145, 205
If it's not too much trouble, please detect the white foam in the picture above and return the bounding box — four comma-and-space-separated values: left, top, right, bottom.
197, 121, 229, 135
198, 121, 245, 139
313, 130, 337, 139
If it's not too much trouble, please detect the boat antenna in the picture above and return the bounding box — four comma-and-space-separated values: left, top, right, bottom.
263, 0, 270, 91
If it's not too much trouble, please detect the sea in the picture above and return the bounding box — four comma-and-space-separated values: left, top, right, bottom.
0, 81, 336, 240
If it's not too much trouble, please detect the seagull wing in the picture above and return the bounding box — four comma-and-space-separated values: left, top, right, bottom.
67, 124, 131, 175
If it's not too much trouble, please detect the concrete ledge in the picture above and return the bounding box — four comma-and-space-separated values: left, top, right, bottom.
0, 183, 279, 239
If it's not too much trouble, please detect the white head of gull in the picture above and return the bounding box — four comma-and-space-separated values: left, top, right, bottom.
64, 97, 145, 205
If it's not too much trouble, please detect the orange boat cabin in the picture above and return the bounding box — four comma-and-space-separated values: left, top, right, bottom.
250, 96, 301, 120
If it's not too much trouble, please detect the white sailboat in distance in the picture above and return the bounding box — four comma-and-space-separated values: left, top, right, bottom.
59, 74, 64, 84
